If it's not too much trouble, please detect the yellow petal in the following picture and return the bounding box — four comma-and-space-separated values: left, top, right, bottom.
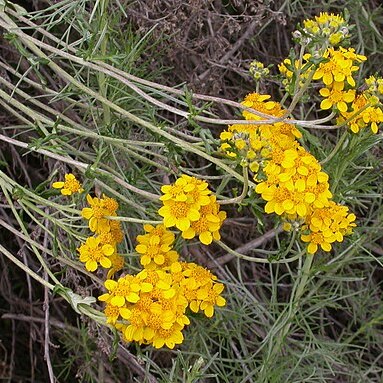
81, 207, 93, 219
321, 242, 332, 252
102, 244, 115, 256
100, 257, 112, 268
320, 99, 332, 110
52, 181, 64, 189
111, 296, 125, 307
204, 305, 214, 318
307, 243, 318, 254
86, 260, 97, 272
176, 217, 190, 231
199, 231, 213, 245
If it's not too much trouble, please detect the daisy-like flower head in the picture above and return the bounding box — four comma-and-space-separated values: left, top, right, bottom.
77, 236, 114, 272
158, 200, 200, 231
103, 302, 122, 325
136, 224, 179, 268
301, 230, 336, 254
52, 173, 83, 196
313, 47, 366, 88
98, 275, 151, 308
319, 81, 356, 113
151, 323, 184, 349
241, 92, 284, 121
181, 195, 226, 245
301, 202, 356, 254
197, 281, 226, 318
81, 194, 119, 233
337, 92, 383, 134
97, 221, 124, 248
181, 263, 220, 313
160, 175, 210, 206
159, 175, 215, 232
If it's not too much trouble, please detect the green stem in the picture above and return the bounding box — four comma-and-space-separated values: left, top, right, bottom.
97, 0, 111, 126
0, 133, 160, 200
0, 184, 62, 286
215, 240, 301, 264
218, 166, 249, 205
0, 243, 54, 289
258, 253, 314, 381
320, 129, 348, 165
106, 216, 163, 225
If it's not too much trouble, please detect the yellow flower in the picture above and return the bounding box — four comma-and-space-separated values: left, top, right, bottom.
97, 221, 124, 247
319, 82, 355, 113
301, 202, 356, 254
98, 276, 145, 307
301, 230, 335, 254
103, 302, 122, 325
255, 143, 333, 220
197, 282, 226, 318
151, 323, 184, 349
313, 47, 366, 88
159, 175, 216, 232
242, 92, 284, 121
181, 262, 221, 313
81, 194, 119, 233
77, 236, 114, 272
99, 259, 225, 349
52, 173, 83, 195
158, 200, 200, 231
160, 174, 210, 206
136, 224, 179, 268
181, 196, 226, 245
337, 92, 383, 134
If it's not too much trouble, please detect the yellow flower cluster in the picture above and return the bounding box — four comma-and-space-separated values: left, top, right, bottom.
336, 92, 383, 134
158, 174, 226, 245
50, 174, 226, 349
79, 194, 124, 274
313, 47, 366, 116
313, 47, 383, 134
99, 261, 225, 349
301, 12, 349, 46
311, 44, 381, 136
52, 173, 83, 196
93, 175, 227, 349
220, 92, 356, 254
301, 201, 356, 254
279, 13, 383, 135
220, 93, 302, 176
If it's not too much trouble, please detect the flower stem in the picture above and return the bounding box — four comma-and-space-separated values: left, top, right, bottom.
258, 253, 314, 381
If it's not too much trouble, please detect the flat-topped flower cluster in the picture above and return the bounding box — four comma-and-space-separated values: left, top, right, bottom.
97, 174, 227, 349
279, 12, 383, 134
220, 92, 356, 254
52, 173, 226, 349
218, 12, 383, 254
158, 174, 226, 245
